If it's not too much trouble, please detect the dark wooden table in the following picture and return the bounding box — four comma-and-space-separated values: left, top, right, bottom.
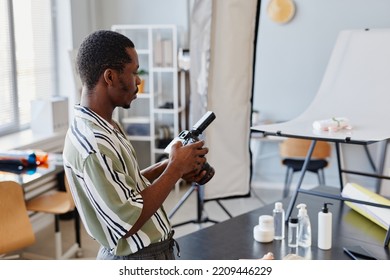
176, 186, 390, 260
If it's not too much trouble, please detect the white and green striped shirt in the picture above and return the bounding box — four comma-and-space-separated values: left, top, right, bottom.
63, 105, 171, 256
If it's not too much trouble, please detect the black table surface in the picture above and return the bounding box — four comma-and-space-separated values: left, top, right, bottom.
176, 186, 390, 260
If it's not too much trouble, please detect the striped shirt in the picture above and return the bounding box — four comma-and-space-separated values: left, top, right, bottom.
63, 105, 171, 256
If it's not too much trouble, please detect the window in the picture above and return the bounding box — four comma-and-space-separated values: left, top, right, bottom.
0, 0, 57, 136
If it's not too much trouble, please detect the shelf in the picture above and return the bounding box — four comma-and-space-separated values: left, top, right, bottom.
153, 108, 176, 114
122, 117, 150, 124
136, 93, 151, 99
154, 106, 186, 114
127, 135, 153, 141
137, 49, 150, 55
112, 24, 184, 166
154, 148, 167, 154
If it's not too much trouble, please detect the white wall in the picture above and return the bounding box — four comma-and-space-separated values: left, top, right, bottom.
70, 0, 98, 49
97, 0, 190, 48
253, 0, 390, 122
69, 0, 190, 49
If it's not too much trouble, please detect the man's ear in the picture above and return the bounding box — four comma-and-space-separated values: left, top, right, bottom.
103, 69, 115, 86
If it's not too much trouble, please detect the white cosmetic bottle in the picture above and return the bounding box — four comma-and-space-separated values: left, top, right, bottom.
318, 202, 333, 250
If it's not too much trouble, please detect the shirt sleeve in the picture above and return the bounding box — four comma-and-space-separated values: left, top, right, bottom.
82, 152, 144, 238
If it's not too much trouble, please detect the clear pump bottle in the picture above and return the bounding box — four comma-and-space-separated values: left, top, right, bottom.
273, 202, 285, 240
297, 203, 312, 247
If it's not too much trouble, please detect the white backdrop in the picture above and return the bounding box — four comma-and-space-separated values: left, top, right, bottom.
198, 0, 258, 200
252, 28, 390, 143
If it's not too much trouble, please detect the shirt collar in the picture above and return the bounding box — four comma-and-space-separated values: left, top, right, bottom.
74, 104, 115, 134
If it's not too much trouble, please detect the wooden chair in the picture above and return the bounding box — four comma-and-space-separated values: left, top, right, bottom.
0, 181, 36, 259
25, 173, 82, 259
280, 138, 331, 197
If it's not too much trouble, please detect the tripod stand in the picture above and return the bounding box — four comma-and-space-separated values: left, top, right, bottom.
168, 182, 233, 228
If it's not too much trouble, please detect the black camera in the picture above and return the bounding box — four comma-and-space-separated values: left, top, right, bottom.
164, 111, 216, 185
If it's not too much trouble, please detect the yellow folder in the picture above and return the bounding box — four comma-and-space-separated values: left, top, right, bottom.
342, 182, 390, 230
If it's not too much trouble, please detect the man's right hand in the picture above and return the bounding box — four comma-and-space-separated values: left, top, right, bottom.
169, 140, 209, 177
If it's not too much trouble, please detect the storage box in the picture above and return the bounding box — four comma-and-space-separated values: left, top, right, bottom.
31, 97, 69, 135
125, 123, 150, 136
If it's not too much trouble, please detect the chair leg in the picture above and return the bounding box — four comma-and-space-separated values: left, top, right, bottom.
317, 169, 326, 186
75, 210, 81, 246
74, 210, 83, 258
54, 215, 62, 260
284, 168, 293, 198
54, 213, 82, 259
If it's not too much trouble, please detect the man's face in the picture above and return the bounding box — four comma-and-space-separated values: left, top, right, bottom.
114, 47, 141, 109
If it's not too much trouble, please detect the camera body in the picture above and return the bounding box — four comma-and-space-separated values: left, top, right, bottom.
164, 111, 216, 185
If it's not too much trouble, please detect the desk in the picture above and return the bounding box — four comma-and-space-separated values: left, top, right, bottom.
0, 154, 64, 200
176, 186, 390, 260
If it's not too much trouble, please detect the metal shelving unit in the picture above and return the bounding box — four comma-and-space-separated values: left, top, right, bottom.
112, 24, 185, 168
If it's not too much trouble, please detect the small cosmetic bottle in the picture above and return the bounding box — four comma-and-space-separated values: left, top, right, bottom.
288, 217, 298, 248
273, 202, 285, 240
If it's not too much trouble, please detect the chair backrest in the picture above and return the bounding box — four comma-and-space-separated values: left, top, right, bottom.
0, 181, 35, 254
280, 138, 331, 159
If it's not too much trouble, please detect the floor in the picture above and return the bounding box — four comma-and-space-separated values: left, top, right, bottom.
17, 181, 285, 260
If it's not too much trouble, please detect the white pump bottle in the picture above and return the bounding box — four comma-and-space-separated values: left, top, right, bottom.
318, 202, 333, 250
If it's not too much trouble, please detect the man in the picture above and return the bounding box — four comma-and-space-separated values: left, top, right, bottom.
63, 30, 212, 260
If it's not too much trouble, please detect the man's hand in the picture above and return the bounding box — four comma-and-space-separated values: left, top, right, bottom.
169, 140, 208, 178
182, 161, 215, 185
182, 167, 207, 184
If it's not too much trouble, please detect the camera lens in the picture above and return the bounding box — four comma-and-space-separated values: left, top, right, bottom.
197, 162, 215, 185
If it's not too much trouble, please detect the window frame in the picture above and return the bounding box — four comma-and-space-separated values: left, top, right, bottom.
0, 0, 58, 137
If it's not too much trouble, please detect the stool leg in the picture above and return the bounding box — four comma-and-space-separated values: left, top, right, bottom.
54, 215, 62, 259
75, 210, 81, 247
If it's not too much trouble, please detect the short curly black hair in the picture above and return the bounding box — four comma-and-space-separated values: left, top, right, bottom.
76, 30, 135, 90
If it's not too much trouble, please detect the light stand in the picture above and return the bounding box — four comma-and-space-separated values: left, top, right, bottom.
165, 111, 232, 227
168, 182, 233, 228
